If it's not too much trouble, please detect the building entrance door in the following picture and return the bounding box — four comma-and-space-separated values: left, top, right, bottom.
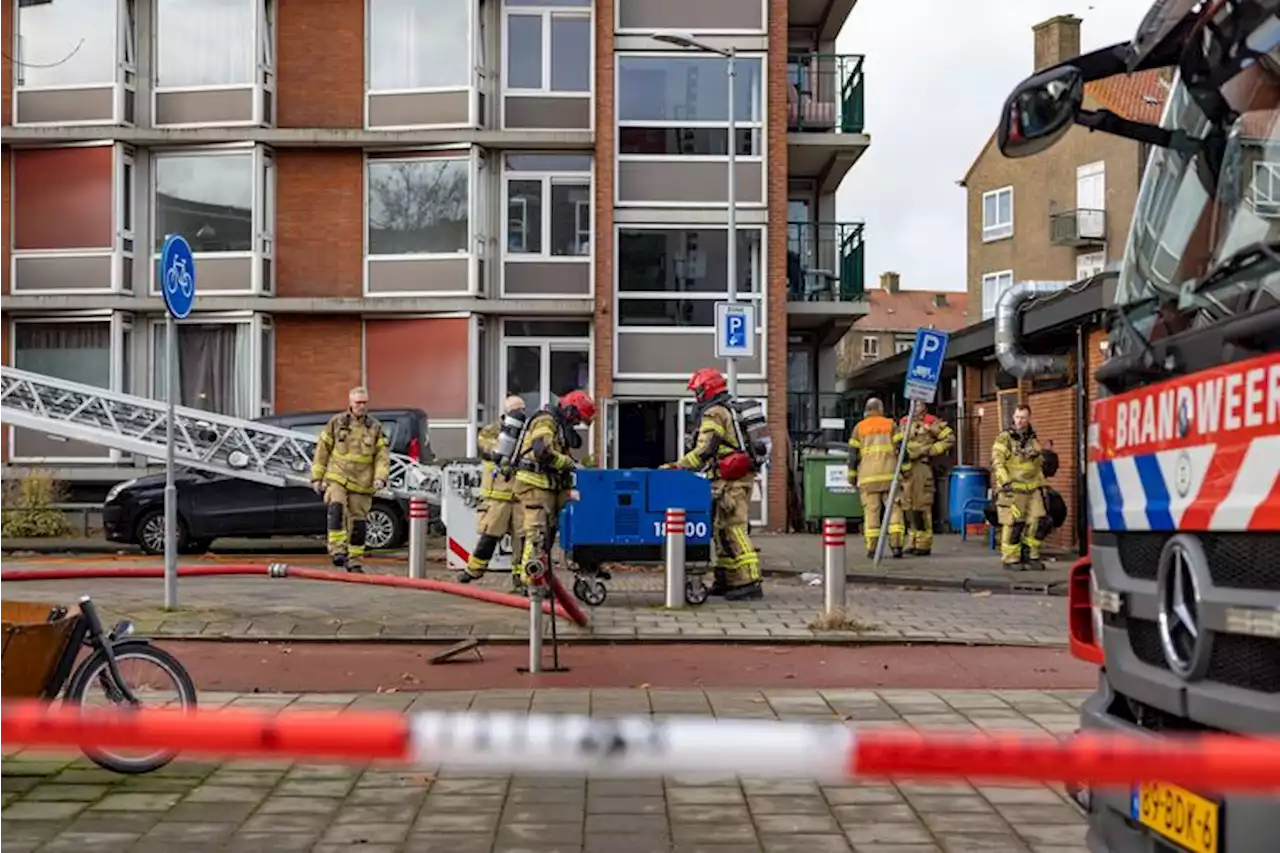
615, 400, 681, 470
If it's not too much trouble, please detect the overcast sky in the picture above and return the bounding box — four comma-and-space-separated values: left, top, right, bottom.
834, 0, 1155, 293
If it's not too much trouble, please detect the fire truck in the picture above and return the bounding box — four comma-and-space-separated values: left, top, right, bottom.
994, 1, 1280, 852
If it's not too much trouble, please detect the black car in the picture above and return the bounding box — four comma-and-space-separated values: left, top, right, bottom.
103, 408, 431, 555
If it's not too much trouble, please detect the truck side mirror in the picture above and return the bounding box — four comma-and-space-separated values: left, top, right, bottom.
997, 65, 1085, 158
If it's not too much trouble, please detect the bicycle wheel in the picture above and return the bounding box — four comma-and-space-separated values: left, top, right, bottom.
65, 642, 198, 774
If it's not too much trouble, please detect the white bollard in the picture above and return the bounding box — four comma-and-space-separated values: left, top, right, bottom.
823, 517, 847, 616
527, 586, 545, 674
408, 496, 429, 580
664, 508, 687, 609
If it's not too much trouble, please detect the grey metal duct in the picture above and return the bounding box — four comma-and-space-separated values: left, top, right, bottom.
994, 281, 1070, 378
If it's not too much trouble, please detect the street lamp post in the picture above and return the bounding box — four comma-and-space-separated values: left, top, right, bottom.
652, 33, 739, 395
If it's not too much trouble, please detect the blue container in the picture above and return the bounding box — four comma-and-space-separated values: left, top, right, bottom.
948, 466, 991, 532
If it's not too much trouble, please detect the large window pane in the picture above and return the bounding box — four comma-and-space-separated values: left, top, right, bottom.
550, 183, 589, 256
370, 0, 471, 90
506, 344, 542, 412
154, 154, 254, 253
156, 0, 255, 88
549, 15, 590, 93
504, 320, 590, 337
367, 159, 469, 255
550, 349, 589, 398
152, 322, 253, 417
16, 0, 118, 88
618, 229, 760, 293
507, 14, 542, 89
507, 153, 591, 172
618, 299, 717, 327
507, 179, 543, 253
618, 56, 763, 123
619, 127, 759, 156
14, 323, 111, 389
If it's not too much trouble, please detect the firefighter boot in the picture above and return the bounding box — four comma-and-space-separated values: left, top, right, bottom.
709, 567, 729, 596
725, 581, 764, 602
458, 535, 502, 583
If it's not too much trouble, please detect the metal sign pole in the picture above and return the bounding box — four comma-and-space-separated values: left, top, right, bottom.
725, 47, 738, 397
874, 407, 914, 569
164, 314, 178, 609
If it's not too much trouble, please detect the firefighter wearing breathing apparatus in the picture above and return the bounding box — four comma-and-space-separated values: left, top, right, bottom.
664, 368, 768, 602
991, 403, 1050, 571
847, 397, 905, 558
897, 401, 955, 557
309, 386, 391, 574
511, 390, 596, 590
458, 395, 528, 588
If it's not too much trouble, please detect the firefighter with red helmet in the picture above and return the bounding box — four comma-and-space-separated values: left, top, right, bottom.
510, 389, 596, 591
663, 368, 764, 602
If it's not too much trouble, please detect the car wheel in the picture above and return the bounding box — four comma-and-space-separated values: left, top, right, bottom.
135, 510, 187, 556
365, 503, 404, 550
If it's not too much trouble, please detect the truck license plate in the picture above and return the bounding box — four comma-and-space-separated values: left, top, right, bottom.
1131, 781, 1220, 853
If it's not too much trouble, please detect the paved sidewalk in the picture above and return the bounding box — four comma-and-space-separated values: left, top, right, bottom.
1, 687, 1090, 853
1, 560, 1069, 647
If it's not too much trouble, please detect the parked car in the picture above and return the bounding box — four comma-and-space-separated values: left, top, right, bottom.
103, 408, 431, 555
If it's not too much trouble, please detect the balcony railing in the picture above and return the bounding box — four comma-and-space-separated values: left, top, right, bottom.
787, 221, 866, 302
1049, 208, 1107, 247
787, 391, 856, 444
786, 53, 865, 134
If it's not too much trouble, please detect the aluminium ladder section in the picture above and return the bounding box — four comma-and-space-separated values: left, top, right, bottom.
0, 366, 442, 503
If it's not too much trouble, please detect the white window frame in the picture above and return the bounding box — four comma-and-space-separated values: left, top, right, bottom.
499, 320, 596, 453
7, 311, 132, 464
612, 223, 767, 381
362, 146, 486, 298
151, 0, 275, 128
981, 269, 1014, 320
500, 4, 595, 114
894, 338, 913, 354
861, 335, 879, 360
981, 186, 1013, 242
1252, 160, 1280, 217
148, 143, 274, 297
613, 0, 767, 36
146, 312, 273, 420
500, 154, 595, 296
364, 0, 480, 130
1076, 250, 1106, 281
8, 142, 135, 295
614, 51, 768, 209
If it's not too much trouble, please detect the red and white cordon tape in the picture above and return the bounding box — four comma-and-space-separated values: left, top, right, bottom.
5, 701, 1280, 790
665, 508, 686, 535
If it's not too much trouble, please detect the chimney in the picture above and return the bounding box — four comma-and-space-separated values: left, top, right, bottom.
879, 271, 900, 293
933, 293, 948, 307
1033, 14, 1082, 72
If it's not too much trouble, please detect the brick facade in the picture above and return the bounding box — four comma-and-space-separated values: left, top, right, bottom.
591, 0, 616, 444
273, 316, 364, 415
275, 150, 365, 298
765, 0, 789, 530
276, 0, 365, 129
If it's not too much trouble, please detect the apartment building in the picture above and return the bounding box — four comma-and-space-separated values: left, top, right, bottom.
961, 14, 1167, 323
0, 0, 869, 530
834, 271, 966, 375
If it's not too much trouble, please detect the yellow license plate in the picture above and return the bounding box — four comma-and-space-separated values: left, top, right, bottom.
1133, 780, 1221, 853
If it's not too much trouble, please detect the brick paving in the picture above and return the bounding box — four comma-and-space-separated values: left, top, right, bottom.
1, 688, 1090, 852
1, 563, 1069, 647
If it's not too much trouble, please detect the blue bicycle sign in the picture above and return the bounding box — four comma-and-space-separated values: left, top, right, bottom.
160, 234, 196, 320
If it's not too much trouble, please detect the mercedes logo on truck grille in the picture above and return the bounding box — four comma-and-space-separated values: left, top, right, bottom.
1156, 534, 1213, 681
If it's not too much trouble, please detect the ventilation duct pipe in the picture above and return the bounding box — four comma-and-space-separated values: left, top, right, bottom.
994, 282, 1070, 378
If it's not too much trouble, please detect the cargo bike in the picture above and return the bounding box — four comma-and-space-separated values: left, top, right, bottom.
2, 595, 198, 774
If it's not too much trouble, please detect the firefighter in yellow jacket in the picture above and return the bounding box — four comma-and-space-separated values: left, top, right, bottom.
309, 386, 391, 574
991, 403, 1049, 571
898, 401, 955, 557
458, 395, 527, 589
847, 397, 905, 558
512, 390, 596, 589
664, 368, 763, 601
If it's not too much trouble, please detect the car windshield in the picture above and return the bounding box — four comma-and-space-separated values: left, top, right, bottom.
1115, 30, 1280, 336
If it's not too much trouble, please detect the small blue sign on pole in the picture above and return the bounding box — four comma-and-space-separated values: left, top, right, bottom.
903, 327, 950, 404
160, 233, 196, 320
714, 302, 755, 359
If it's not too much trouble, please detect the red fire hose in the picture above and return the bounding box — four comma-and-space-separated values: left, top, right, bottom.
0, 564, 586, 626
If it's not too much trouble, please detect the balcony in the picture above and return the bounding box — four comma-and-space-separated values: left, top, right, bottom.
787, 54, 870, 192
1050, 208, 1107, 247
786, 221, 869, 346
787, 391, 856, 444
788, 0, 861, 42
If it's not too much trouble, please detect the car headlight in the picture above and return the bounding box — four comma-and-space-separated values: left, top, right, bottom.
104, 479, 138, 505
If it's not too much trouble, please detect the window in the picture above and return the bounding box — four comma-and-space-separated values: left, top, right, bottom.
982, 186, 1013, 241
15, 322, 112, 390
1253, 160, 1280, 216
156, 0, 262, 88
861, 336, 879, 360
504, 154, 592, 258
150, 317, 271, 419
617, 227, 763, 327
894, 339, 913, 354
981, 270, 1014, 320
369, 0, 472, 91
504, 4, 591, 94
502, 319, 592, 449
617, 55, 765, 157
1076, 250, 1106, 281
367, 157, 470, 255
153, 152, 254, 253
15, 0, 119, 87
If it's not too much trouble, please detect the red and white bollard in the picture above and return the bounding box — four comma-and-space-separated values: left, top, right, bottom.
664, 508, 687, 609
822, 518, 847, 615
408, 496, 429, 580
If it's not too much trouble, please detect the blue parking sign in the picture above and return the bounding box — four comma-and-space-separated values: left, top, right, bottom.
904, 327, 949, 403
160, 233, 196, 320
715, 302, 755, 359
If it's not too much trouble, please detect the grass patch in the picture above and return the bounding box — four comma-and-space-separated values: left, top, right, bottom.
808, 607, 877, 633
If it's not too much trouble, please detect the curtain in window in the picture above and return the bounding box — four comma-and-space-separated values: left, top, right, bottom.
154, 323, 252, 417
14, 322, 111, 389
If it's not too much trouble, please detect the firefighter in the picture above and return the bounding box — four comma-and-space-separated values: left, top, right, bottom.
991, 403, 1050, 571
457, 395, 527, 589
309, 386, 390, 574
664, 368, 763, 602
847, 397, 905, 558
512, 390, 596, 590
898, 401, 955, 557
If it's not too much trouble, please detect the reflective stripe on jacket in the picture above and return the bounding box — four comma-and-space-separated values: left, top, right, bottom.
899, 414, 956, 474
848, 415, 899, 493
310, 412, 391, 495
991, 428, 1046, 491
677, 404, 740, 479
477, 421, 515, 501
513, 411, 575, 490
